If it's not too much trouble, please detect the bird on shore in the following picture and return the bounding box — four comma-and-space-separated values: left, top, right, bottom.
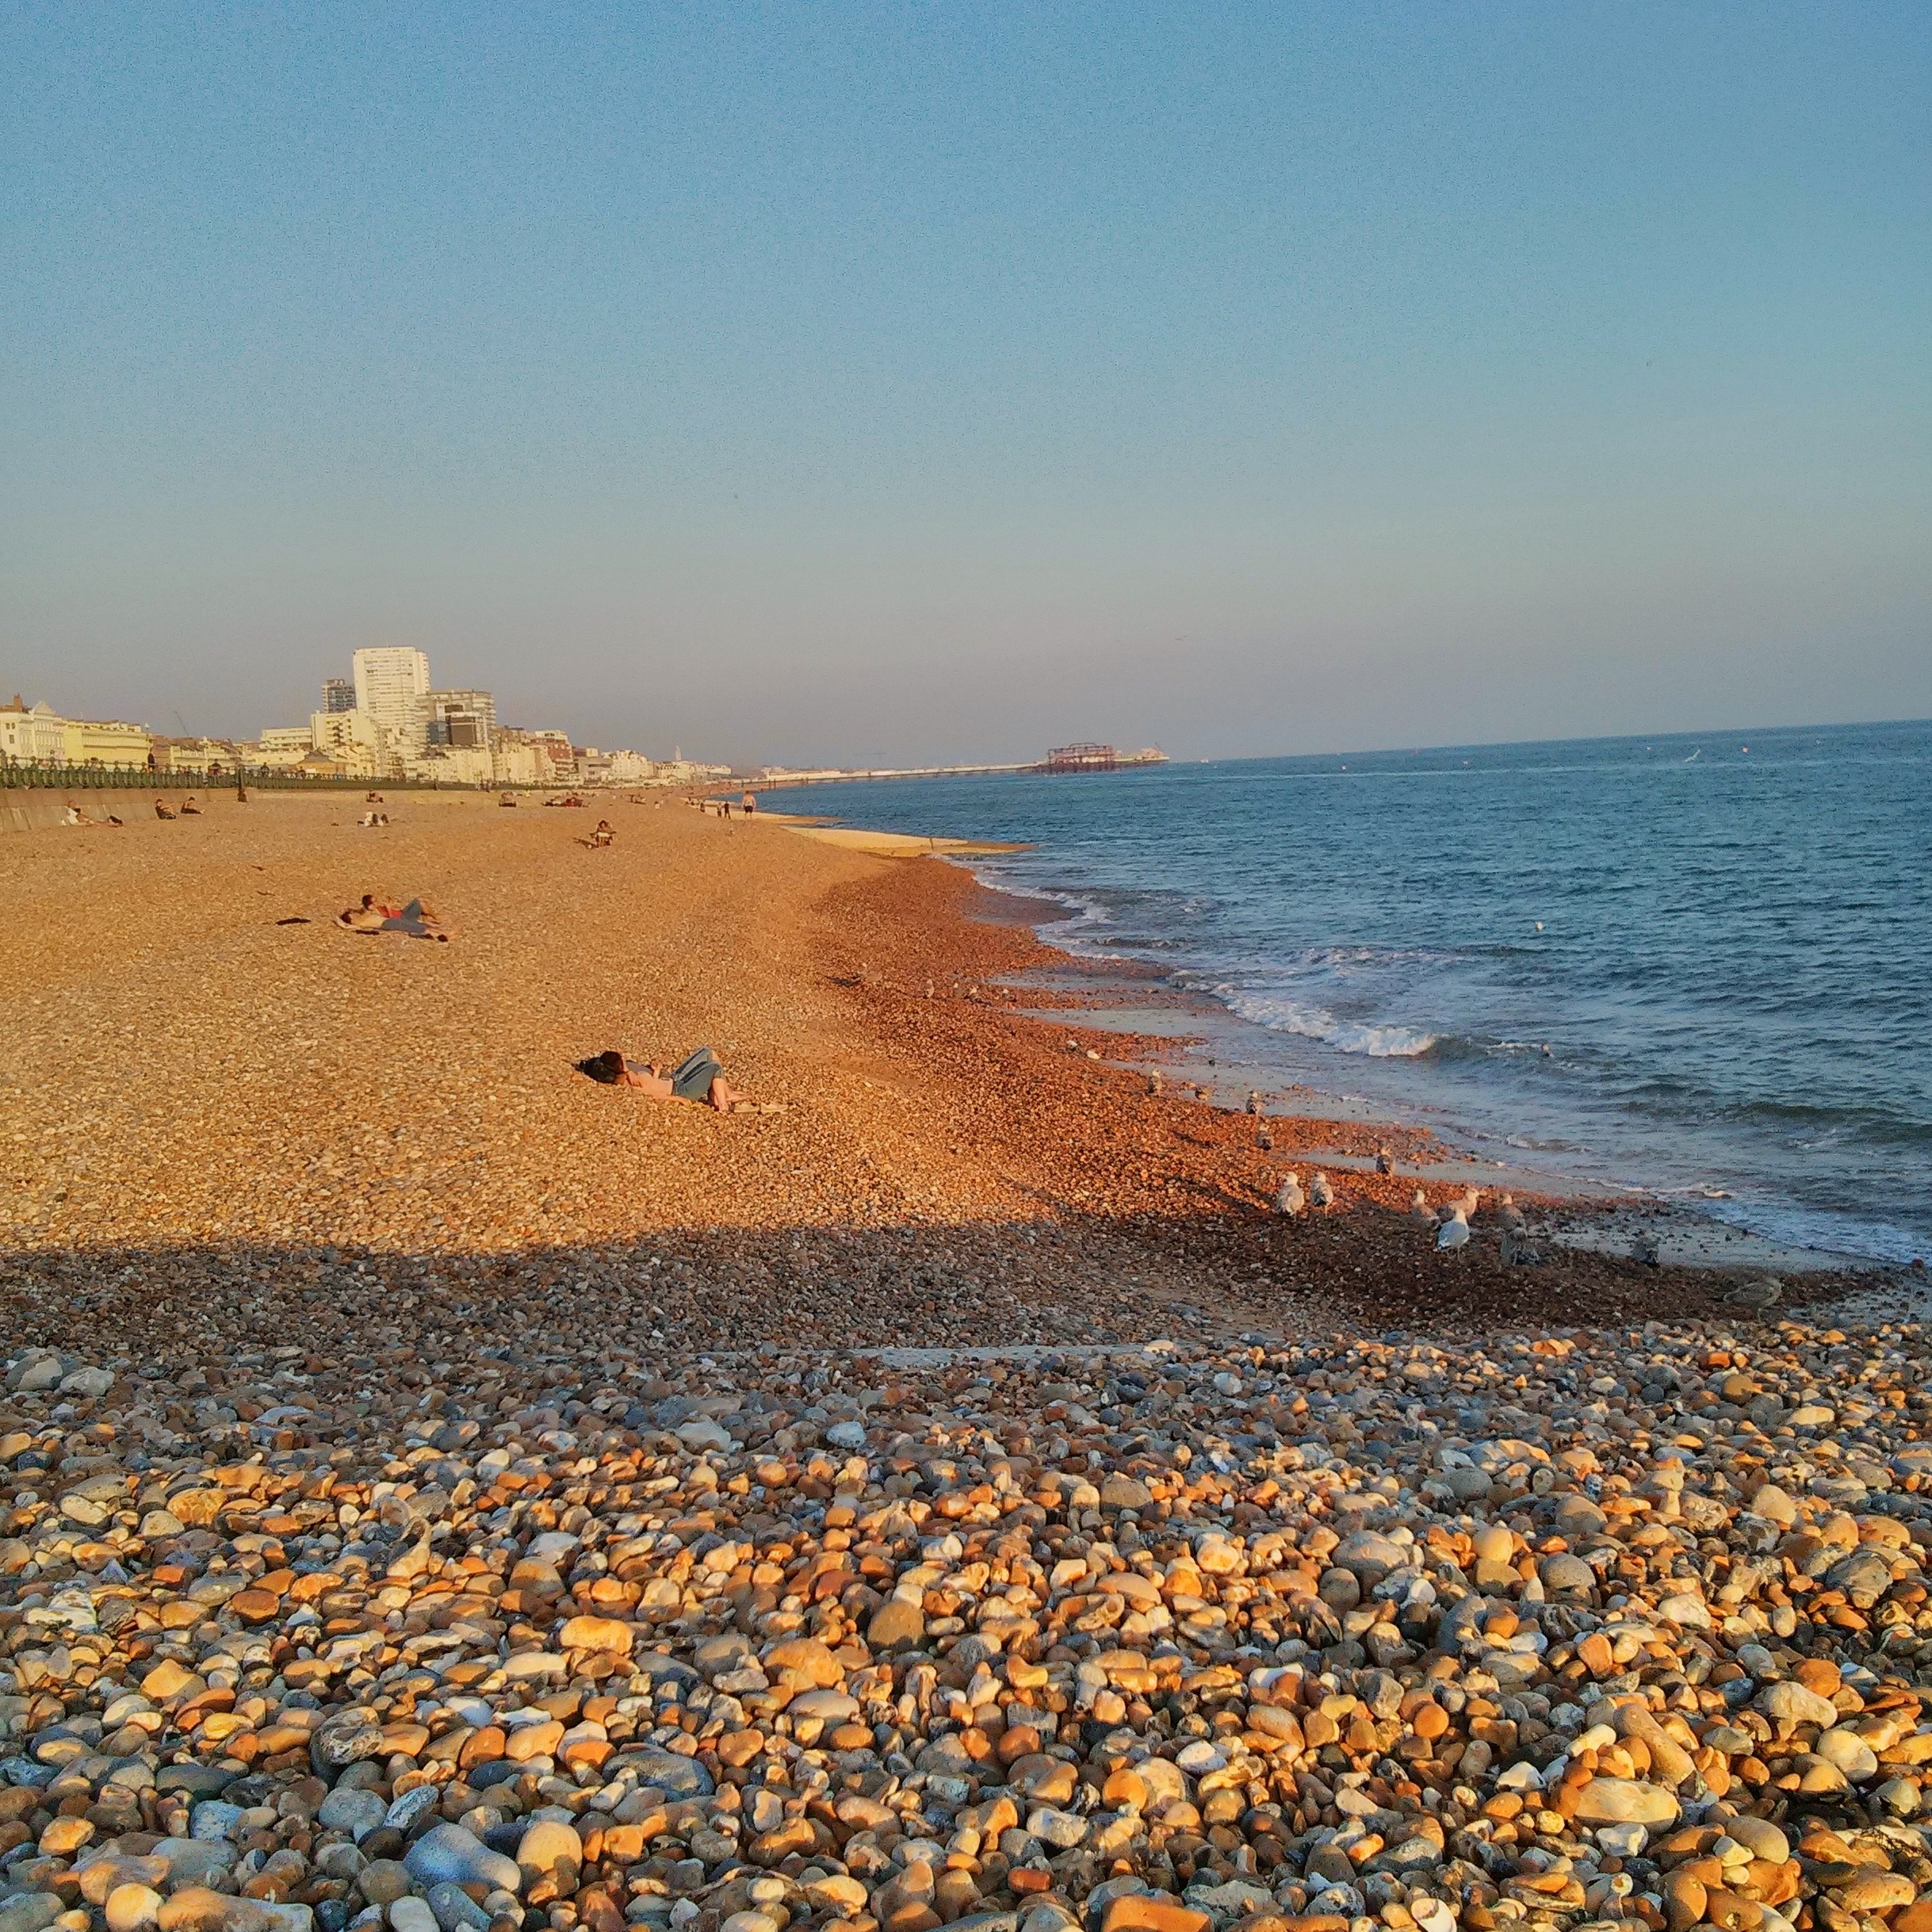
1501, 1225, 1544, 1266
1409, 1189, 1433, 1226
1633, 1229, 1661, 1268
1245, 1090, 1264, 1115
1375, 1146, 1394, 1174
1437, 1208, 1471, 1250
1499, 1194, 1526, 1230
1146, 1071, 1163, 1096
1309, 1172, 1334, 1210
1454, 1187, 1482, 1220
1255, 1124, 1272, 1152
1276, 1172, 1305, 1217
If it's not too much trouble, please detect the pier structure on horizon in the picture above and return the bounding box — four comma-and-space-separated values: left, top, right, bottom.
747, 744, 1167, 789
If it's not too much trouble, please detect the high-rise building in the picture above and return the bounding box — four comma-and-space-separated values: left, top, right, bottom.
427, 688, 496, 751
351, 647, 431, 752
322, 677, 355, 714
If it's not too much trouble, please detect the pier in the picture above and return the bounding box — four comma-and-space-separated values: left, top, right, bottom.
745, 744, 1167, 789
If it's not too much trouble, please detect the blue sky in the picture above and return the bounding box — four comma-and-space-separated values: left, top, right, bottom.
2, 3, 1927, 764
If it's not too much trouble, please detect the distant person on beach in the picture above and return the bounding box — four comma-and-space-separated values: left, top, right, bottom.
585, 819, 614, 847
154, 798, 177, 820
576, 1046, 775, 1113
180, 796, 201, 816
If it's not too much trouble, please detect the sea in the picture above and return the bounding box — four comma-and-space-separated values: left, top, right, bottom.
785, 719, 1932, 1266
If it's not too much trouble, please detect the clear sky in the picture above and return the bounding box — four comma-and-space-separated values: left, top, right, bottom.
3, 3, 1927, 766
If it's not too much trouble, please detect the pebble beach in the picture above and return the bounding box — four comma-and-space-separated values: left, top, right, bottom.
4, 791, 1931, 1932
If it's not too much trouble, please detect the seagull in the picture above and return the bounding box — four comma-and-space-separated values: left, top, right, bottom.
1146, 1071, 1163, 1096
1501, 1225, 1543, 1267
1256, 1124, 1272, 1151
1632, 1229, 1661, 1268
1276, 1172, 1305, 1218
1499, 1194, 1526, 1230
1454, 1187, 1481, 1219
1245, 1090, 1264, 1115
1437, 1208, 1471, 1250
1375, 1146, 1394, 1174
1534, 922, 1544, 932
1309, 1172, 1334, 1210
1408, 1189, 1434, 1226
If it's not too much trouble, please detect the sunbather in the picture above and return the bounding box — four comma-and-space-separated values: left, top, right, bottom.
154, 798, 177, 821
336, 893, 452, 940
576, 1046, 775, 1112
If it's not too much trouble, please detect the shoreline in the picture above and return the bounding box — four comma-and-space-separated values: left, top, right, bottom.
817, 812, 1907, 1284
999, 958, 1884, 1280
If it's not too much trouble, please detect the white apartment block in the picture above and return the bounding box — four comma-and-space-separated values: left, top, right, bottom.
351, 647, 431, 752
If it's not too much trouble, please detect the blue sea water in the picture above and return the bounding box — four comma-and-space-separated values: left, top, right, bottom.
787, 721, 1932, 1264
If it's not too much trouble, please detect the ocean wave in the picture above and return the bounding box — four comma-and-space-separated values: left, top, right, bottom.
967, 867, 1116, 935
1215, 985, 1440, 1058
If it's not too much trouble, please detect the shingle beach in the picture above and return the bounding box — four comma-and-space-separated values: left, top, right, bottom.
3, 792, 1930, 1932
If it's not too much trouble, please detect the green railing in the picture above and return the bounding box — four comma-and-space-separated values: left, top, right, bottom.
0, 760, 499, 793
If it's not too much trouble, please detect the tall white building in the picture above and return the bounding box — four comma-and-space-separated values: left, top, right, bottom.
352, 647, 431, 752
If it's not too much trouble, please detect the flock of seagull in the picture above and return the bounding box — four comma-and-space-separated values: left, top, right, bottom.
1268, 1151, 1540, 1261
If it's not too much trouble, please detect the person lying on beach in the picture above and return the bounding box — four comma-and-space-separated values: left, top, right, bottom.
580, 820, 615, 847
576, 1046, 779, 1113
336, 894, 453, 940
337, 893, 400, 930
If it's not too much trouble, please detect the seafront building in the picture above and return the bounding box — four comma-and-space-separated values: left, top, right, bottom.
427, 689, 495, 750
262, 652, 679, 786
152, 736, 241, 772
2, 695, 155, 768
5, 652, 693, 789
350, 646, 432, 756
254, 726, 319, 767
1, 698, 75, 763
63, 717, 153, 766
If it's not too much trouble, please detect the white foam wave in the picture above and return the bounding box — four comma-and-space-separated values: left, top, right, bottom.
1216, 985, 1440, 1058
962, 864, 1131, 959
